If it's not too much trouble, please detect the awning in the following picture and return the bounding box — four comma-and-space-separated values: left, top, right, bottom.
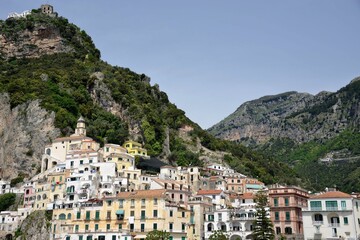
246, 184, 263, 189
116, 210, 124, 215
134, 235, 147, 239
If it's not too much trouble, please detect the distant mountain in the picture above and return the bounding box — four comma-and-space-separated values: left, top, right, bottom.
209, 78, 360, 192
0, 6, 298, 187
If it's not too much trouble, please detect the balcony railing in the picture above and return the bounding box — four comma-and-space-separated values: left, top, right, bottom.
329, 223, 340, 227
312, 221, 323, 225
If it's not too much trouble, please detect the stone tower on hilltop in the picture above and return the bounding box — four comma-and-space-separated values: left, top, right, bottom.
41, 4, 58, 17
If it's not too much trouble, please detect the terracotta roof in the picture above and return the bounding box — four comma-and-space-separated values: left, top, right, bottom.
197, 189, 223, 195
310, 191, 352, 199
116, 189, 166, 199
241, 192, 254, 199
54, 136, 92, 142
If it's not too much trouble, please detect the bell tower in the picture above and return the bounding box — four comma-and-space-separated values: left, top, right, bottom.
73, 116, 86, 136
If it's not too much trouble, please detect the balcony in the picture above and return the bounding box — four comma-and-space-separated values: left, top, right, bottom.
329, 223, 340, 227
312, 221, 323, 226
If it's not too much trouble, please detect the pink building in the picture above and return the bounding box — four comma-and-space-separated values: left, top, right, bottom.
23, 181, 36, 208
268, 185, 309, 239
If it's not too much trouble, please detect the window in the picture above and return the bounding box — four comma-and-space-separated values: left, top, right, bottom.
169, 223, 173, 231
344, 217, 349, 225
59, 214, 66, 220
75, 225, 79, 232
141, 210, 146, 220
326, 201, 338, 210
67, 213, 71, 219
107, 200, 112, 206
119, 199, 124, 208
284, 197, 289, 206
107, 211, 111, 219
341, 201, 347, 210
153, 223, 157, 230
182, 211, 185, 218
107, 224, 110, 230
85, 224, 89, 231
95, 211, 100, 220
170, 210, 173, 217
118, 224, 122, 230
310, 201, 322, 210
285, 227, 292, 234
95, 224, 99, 231
276, 227, 281, 234
275, 212, 279, 221
182, 223, 186, 231
131, 199, 135, 207
153, 210, 158, 218
274, 198, 278, 207
285, 212, 290, 221
314, 214, 323, 222
76, 212, 81, 219
141, 199, 145, 206
154, 198, 158, 205
141, 223, 145, 232
80, 160, 83, 165
130, 211, 134, 217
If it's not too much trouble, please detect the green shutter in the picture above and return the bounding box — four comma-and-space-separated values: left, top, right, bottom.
77, 212, 81, 219
286, 212, 290, 221
86, 211, 90, 220
95, 211, 100, 220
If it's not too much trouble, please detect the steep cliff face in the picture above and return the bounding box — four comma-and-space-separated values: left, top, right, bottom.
0, 93, 59, 179
0, 24, 72, 59
209, 80, 360, 145
15, 210, 51, 240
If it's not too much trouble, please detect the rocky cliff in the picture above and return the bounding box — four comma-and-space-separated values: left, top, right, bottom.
0, 93, 59, 179
209, 79, 360, 145
0, 23, 72, 59
15, 210, 51, 240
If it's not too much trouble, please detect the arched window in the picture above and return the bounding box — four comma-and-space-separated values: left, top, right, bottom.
42, 194, 47, 200
37, 195, 41, 200
314, 214, 323, 222
67, 213, 72, 219
59, 214, 66, 220
207, 223, 214, 231
46, 149, 51, 155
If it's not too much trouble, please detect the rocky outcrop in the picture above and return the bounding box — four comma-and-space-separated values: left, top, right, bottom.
89, 72, 142, 140
0, 24, 73, 59
15, 210, 51, 240
209, 80, 360, 145
0, 93, 59, 179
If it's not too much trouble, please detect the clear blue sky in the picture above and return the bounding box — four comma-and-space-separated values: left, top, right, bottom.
2, 1, 360, 129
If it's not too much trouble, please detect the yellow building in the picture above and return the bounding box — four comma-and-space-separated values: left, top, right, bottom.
122, 141, 148, 158
47, 168, 67, 209
52, 189, 190, 240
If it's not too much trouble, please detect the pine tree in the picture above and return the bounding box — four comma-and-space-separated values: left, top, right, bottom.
252, 190, 275, 240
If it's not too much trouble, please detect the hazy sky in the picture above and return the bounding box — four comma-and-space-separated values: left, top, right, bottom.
2, 1, 360, 128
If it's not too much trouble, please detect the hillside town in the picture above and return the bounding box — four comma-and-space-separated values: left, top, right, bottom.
0, 117, 360, 240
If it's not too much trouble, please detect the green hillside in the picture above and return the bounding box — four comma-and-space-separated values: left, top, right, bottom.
0, 9, 300, 186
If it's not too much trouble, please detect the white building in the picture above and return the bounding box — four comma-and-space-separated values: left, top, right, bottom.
203, 192, 258, 240
303, 191, 360, 240
41, 116, 99, 172
0, 180, 11, 194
